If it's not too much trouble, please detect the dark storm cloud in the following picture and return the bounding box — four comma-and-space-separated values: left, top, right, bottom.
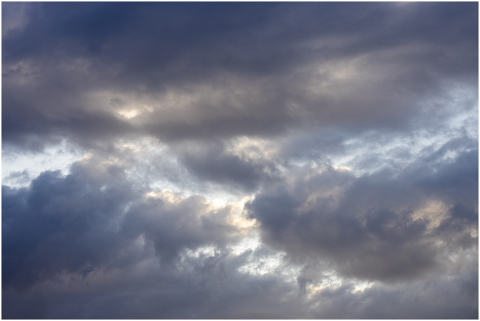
2, 2, 477, 150
2, 157, 307, 318
2, 156, 240, 292
2, 2, 477, 319
247, 138, 478, 283
3, 247, 306, 319
3, 162, 136, 290
2, 141, 477, 318
3, 205, 477, 320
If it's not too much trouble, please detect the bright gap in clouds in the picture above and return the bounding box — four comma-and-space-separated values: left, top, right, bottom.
327, 86, 478, 176
2, 140, 83, 188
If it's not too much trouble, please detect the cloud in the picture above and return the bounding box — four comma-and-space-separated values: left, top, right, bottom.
2, 3, 477, 151
177, 141, 280, 193
2, 2, 477, 318
2, 146, 477, 317
307, 269, 478, 319
2, 156, 241, 292
247, 138, 478, 283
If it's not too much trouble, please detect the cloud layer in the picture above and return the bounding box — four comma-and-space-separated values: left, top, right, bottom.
2, 2, 478, 318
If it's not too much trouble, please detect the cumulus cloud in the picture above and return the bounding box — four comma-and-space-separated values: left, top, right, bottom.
2, 2, 477, 318
247, 139, 477, 283
2, 156, 245, 292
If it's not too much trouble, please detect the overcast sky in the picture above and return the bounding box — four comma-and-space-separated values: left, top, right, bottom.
2, 2, 478, 319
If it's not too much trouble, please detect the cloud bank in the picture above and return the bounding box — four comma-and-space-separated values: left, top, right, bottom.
2, 2, 478, 318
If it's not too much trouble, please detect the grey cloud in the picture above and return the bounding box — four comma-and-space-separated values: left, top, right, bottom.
3, 249, 307, 319
178, 141, 280, 193
2, 164, 138, 290
2, 147, 477, 317
2, 3, 477, 151
122, 195, 238, 263
413, 147, 478, 206
307, 270, 478, 319
3, 170, 31, 186
3, 232, 477, 318
2, 156, 240, 293
3, 161, 307, 317
247, 140, 478, 283
2, 2, 477, 318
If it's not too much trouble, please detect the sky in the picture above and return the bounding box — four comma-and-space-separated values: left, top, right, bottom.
1, 2, 478, 319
